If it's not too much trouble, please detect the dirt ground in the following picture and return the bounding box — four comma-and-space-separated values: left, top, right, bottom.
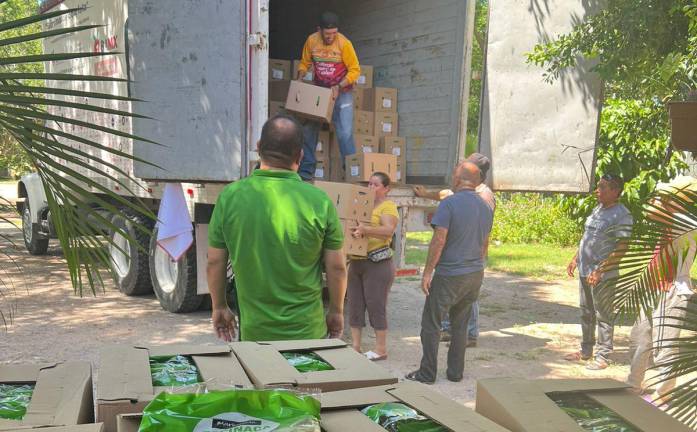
0, 215, 636, 410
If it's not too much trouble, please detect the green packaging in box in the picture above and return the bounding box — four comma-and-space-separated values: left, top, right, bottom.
149, 355, 201, 387
0, 383, 34, 420
282, 352, 333, 373
138, 389, 320, 432
361, 402, 448, 432
549, 392, 639, 432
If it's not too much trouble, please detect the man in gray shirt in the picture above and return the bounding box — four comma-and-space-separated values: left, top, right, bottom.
566, 173, 633, 370
406, 161, 494, 384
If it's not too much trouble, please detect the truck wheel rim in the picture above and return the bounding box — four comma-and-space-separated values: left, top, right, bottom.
110, 230, 131, 278
154, 244, 178, 294
22, 206, 32, 244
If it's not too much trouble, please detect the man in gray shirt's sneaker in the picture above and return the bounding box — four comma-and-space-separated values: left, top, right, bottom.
565, 173, 633, 370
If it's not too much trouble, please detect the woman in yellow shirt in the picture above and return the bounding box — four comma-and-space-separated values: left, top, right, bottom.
349, 172, 399, 360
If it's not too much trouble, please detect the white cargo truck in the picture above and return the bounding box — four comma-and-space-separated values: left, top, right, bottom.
20, 0, 602, 312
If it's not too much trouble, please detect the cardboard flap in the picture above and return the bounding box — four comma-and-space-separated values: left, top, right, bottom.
144, 344, 230, 357
297, 348, 395, 385
2, 425, 104, 432
588, 389, 693, 432
476, 378, 580, 432
97, 346, 152, 402
231, 342, 300, 386
115, 414, 141, 432
321, 384, 403, 409
388, 383, 510, 432
0, 364, 53, 383
26, 362, 92, 426
533, 378, 629, 393
262, 339, 347, 352
320, 410, 386, 432
193, 354, 252, 389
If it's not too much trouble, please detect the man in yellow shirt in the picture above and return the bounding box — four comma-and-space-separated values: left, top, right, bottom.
296, 11, 361, 181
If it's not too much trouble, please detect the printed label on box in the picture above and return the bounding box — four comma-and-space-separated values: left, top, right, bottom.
351, 165, 359, 176
382, 98, 392, 109
382, 122, 392, 133
315, 168, 324, 178
358, 75, 366, 84
304, 72, 313, 81
396, 170, 401, 180
317, 141, 323, 152
392, 148, 401, 156
272, 69, 284, 80
363, 146, 373, 153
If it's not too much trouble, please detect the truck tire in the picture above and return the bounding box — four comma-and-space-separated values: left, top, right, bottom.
109, 211, 154, 295
149, 226, 202, 313
22, 200, 49, 255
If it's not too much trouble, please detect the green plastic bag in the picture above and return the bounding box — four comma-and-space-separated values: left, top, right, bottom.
361, 402, 448, 432
0, 384, 34, 420
549, 392, 639, 432
138, 389, 320, 431
149, 355, 201, 387
282, 352, 333, 373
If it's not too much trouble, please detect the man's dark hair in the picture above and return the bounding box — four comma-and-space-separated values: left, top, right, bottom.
372, 172, 391, 187
601, 173, 624, 192
259, 114, 303, 168
319, 11, 339, 29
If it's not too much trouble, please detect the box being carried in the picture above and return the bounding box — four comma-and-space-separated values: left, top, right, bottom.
314, 181, 374, 222
345, 153, 398, 184
231, 339, 397, 393
321, 382, 509, 431
96, 344, 251, 432
292, 59, 314, 82
476, 378, 693, 432
284, 81, 334, 123
340, 218, 369, 256
0, 362, 93, 431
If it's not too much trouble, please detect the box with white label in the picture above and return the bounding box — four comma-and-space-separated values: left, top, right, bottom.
345, 153, 398, 184
356, 65, 373, 89
316, 131, 330, 161
355, 134, 379, 154
374, 112, 398, 137
362, 87, 397, 113
314, 160, 328, 180
269, 59, 291, 81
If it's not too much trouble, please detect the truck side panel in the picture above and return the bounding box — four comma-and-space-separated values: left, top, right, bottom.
128, 0, 246, 182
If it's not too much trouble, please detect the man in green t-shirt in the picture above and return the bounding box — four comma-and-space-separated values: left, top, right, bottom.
207, 114, 347, 341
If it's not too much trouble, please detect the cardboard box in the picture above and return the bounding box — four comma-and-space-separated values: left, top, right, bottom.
345, 153, 398, 184
353, 87, 365, 110
394, 162, 405, 185
285, 81, 334, 123
96, 344, 252, 432
5, 425, 104, 432
321, 382, 509, 431
353, 110, 374, 135
0, 362, 93, 431
355, 134, 379, 154
380, 136, 406, 159
231, 339, 397, 392
362, 87, 398, 113
341, 218, 369, 256
268, 101, 286, 117
356, 65, 373, 89
328, 133, 345, 182
268, 80, 291, 102
292, 59, 314, 82
314, 160, 328, 180
268, 59, 291, 81
476, 378, 693, 432
374, 112, 399, 137
315, 181, 374, 222
315, 130, 331, 162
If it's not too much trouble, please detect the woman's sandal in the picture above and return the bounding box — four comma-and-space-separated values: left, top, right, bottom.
364, 350, 388, 361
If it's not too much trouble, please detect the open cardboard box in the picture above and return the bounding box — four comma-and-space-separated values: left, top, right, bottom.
476, 378, 692, 432
231, 339, 397, 392
321, 382, 509, 431
0, 362, 93, 431
96, 344, 251, 432
5, 425, 103, 432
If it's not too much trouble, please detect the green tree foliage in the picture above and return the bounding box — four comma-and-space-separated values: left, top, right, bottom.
464, 0, 488, 155
0, 0, 41, 176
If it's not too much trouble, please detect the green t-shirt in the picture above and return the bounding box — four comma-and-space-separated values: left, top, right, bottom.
208, 169, 344, 341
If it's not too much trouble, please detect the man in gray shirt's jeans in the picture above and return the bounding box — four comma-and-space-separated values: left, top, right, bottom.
566, 173, 633, 370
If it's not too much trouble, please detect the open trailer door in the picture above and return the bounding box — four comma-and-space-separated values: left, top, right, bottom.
480, 0, 604, 193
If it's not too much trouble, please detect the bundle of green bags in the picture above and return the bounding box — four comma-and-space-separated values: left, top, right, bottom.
549, 392, 639, 432
0, 384, 34, 420
361, 402, 448, 432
